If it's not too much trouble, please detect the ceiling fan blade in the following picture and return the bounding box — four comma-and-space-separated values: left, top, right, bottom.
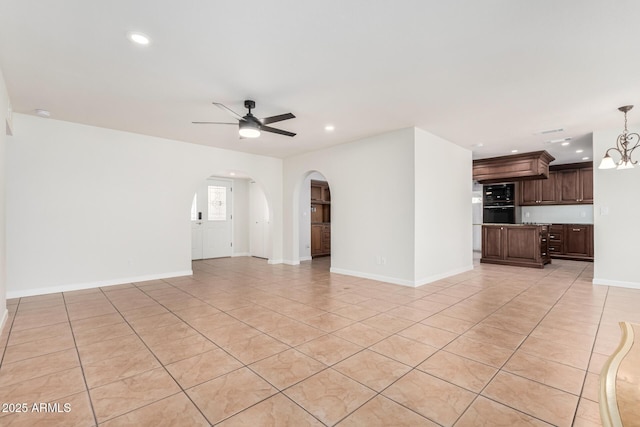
192, 121, 236, 125
213, 102, 243, 121
261, 125, 296, 137
261, 113, 295, 125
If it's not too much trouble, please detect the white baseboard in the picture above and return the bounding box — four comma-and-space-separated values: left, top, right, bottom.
268, 259, 285, 265
232, 252, 251, 257
0, 308, 8, 334
7, 270, 193, 299
299, 256, 312, 262
330, 267, 416, 287
330, 265, 474, 288
593, 278, 640, 290
414, 264, 474, 287
279, 259, 300, 266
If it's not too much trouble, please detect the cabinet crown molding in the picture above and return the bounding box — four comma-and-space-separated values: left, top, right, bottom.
473, 150, 555, 184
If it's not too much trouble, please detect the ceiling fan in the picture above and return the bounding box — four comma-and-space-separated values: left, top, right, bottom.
193, 100, 296, 138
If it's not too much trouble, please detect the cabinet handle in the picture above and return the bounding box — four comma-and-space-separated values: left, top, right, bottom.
572, 228, 581, 232
550, 235, 555, 238
542, 253, 547, 256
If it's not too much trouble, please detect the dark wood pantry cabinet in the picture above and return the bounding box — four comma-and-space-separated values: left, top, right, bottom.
310, 180, 331, 257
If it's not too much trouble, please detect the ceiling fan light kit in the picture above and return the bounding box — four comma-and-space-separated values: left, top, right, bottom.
239, 120, 261, 138
193, 99, 296, 139
599, 105, 639, 170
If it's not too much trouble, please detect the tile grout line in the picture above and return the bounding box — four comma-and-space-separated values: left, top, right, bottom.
94, 284, 218, 425
461, 261, 599, 426
61, 292, 100, 427
1, 258, 614, 425
570, 269, 610, 426
0, 298, 21, 367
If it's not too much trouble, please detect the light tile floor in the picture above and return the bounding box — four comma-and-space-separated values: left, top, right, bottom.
0, 256, 638, 426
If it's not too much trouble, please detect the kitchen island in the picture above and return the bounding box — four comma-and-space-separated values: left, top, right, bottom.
481, 224, 551, 268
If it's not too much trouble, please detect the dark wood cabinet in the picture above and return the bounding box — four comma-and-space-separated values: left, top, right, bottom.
518, 163, 593, 206
581, 168, 594, 203
548, 225, 564, 256
519, 180, 539, 205
473, 150, 555, 184
564, 225, 593, 258
482, 226, 504, 261
311, 180, 331, 257
519, 171, 558, 205
481, 224, 550, 268
547, 224, 593, 261
558, 167, 593, 204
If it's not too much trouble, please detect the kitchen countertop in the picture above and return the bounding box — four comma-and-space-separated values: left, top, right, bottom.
482, 223, 550, 226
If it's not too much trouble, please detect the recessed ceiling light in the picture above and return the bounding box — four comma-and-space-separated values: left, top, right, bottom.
535, 128, 564, 135
576, 149, 584, 153
471, 143, 484, 148
547, 137, 572, 144
34, 109, 51, 118
229, 172, 236, 176
511, 149, 519, 153
582, 157, 590, 160
128, 32, 150, 45
324, 125, 335, 132
561, 142, 570, 146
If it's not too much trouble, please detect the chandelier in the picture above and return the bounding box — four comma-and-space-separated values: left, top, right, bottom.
599, 105, 639, 170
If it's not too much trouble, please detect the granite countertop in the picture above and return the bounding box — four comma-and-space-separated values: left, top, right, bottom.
482, 223, 551, 226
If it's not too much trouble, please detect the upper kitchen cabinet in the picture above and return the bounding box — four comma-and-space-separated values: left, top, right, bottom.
518, 162, 593, 206
473, 151, 555, 184
519, 171, 558, 205
557, 166, 593, 204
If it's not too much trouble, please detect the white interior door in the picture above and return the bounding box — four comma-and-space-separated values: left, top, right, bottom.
250, 182, 269, 259
191, 193, 204, 259
191, 178, 233, 260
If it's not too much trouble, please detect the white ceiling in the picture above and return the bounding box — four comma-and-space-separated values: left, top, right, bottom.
1, 1, 639, 164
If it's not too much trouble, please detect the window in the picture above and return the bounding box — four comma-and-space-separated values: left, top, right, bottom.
208, 185, 227, 221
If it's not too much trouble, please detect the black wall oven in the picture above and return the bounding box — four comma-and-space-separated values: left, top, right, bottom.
483, 183, 517, 224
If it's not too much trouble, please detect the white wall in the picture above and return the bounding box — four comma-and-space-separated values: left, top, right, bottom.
0, 67, 9, 330
284, 128, 417, 284
298, 171, 327, 261
414, 128, 473, 284
520, 204, 594, 224
593, 128, 640, 289
6, 114, 283, 297
284, 127, 472, 287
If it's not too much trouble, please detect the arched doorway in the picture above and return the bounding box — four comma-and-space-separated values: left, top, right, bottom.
190, 171, 272, 261
298, 171, 331, 267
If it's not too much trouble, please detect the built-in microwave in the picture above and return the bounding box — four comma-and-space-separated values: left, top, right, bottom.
483, 183, 515, 205
483, 183, 517, 224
